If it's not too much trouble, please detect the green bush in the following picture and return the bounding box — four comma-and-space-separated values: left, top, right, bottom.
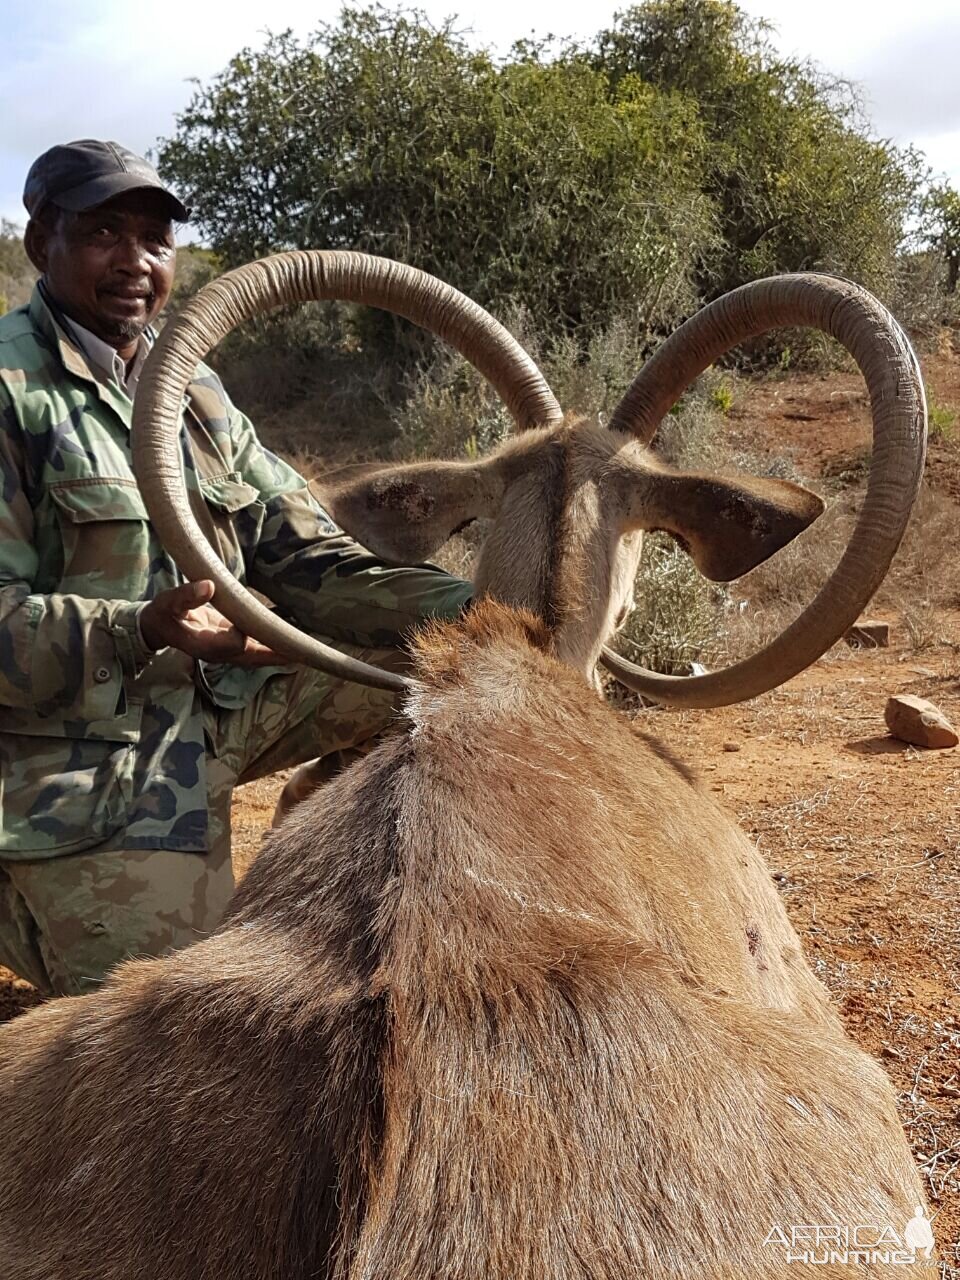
157, 1, 926, 379
709, 379, 735, 416
391, 310, 730, 465
162, 244, 223, 317
922, 182, 960, 295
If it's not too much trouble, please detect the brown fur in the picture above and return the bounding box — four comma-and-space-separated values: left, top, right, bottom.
0, 418, 925, 1277
272, 755, 332, 826
0, 602, 927, 1277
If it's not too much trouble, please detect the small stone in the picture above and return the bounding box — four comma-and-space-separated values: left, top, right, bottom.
722, 741, 741, 753
884, 695, 959, 750
845, 620, 890, 649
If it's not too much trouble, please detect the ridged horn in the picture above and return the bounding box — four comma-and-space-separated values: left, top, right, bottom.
603, 273, 926, 707
132, 250, 563, 691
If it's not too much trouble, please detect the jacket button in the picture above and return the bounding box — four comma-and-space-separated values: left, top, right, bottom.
94, 666, 112, 683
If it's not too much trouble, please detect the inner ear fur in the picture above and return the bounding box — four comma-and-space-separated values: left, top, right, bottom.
621, 465, 825, 582
317, 457, 506, 564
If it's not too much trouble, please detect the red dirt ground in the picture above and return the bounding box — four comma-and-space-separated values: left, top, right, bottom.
2, 342, 959, 1264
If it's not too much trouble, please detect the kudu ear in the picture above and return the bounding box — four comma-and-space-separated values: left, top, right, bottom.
621, 466, 825, 582
316, 458, 506, 564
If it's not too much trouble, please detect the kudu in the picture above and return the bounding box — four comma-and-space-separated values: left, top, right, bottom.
0, 254, 930, 1278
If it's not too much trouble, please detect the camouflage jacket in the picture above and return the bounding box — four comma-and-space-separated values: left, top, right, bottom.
0, 285, 472, 859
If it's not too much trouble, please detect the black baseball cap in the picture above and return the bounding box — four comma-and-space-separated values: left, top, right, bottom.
23, 140, 190, 222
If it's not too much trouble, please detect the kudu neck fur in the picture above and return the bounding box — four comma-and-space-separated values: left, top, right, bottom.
468, 425, 644, 676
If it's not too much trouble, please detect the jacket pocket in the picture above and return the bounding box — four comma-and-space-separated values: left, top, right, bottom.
48, 477, 155, 600
196, 472, 265, 578
0, 704, 143, 858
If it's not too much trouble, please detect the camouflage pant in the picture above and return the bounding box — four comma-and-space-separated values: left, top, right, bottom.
0, 642, 404, 997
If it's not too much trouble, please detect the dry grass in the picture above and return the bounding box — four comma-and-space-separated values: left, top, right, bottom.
614, 533, 726, 676
708, 479, 960, 666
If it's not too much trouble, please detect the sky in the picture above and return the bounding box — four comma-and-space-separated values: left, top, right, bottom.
2, 0, 958, 231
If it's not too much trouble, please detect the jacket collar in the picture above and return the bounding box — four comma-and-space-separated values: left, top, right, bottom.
29, 282, 157, 427
30, 282, 101, 386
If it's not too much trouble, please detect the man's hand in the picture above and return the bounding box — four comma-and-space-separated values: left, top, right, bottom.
138, 581, 295, 668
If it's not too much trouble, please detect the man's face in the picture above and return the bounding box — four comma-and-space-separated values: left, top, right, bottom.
26, 189, 176, 352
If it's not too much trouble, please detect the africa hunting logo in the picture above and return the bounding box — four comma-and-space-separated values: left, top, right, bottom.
764, 1206, 936, 1266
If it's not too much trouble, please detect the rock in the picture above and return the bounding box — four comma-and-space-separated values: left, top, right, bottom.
845, 620, 890, 649
722, 741, 741, 753
884, 695, 959, 750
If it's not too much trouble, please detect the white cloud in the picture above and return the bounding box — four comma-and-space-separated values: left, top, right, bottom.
856, 16, 960, 137
913, 129, 960, 185
736, 0, 960, 178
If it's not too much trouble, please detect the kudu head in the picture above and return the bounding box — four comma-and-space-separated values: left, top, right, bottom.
131, 253, 926, 707
317, 425, 823, 681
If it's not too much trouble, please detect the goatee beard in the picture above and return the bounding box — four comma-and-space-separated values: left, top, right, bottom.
109, 318, 147, 343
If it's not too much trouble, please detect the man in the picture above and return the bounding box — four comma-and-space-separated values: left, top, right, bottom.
0, 140, 472, 997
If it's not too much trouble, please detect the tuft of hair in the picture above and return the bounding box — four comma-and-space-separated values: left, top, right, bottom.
411, 598, 553, 682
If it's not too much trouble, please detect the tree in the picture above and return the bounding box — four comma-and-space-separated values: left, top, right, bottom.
923, 183, 960, 294
591, 1, 920, 301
